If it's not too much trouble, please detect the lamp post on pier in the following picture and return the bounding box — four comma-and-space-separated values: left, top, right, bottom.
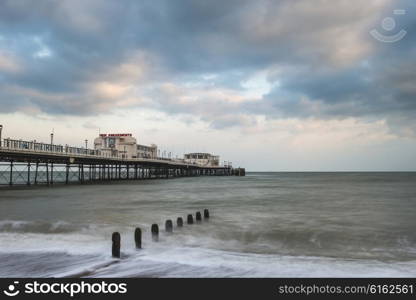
85, 139, 88, 154
50, 131, 54, 152
0, 124, 3, 148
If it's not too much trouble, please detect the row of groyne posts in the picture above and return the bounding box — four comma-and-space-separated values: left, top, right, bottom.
112, 209, 210, 258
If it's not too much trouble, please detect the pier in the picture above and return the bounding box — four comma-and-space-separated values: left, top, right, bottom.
0, 137, 242, 186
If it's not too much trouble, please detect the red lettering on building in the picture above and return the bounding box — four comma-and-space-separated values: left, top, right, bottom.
100, 133, 132, 137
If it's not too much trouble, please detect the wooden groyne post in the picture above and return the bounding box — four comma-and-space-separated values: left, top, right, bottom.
196, 211, 202, 223
177, 217, 183, 227
112, 232, 121, 258
165, 220, 173, 233
134, 227, 142, 249
151, 224, 159, 241
204, 209, 210, 219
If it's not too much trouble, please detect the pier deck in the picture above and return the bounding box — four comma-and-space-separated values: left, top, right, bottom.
0, 138, 234, 186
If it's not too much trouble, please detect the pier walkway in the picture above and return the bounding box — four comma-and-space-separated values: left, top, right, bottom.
0, 138, 235, 186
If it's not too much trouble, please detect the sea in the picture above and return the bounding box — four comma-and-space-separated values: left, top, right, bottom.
0, 172, 415, 277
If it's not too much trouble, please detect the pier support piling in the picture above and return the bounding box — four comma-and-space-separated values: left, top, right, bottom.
9, 160, 13, 186
27, 162, 31, 185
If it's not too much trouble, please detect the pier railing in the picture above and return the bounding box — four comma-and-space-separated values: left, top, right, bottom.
0, 138, 101, 156
0, 138, 219, 167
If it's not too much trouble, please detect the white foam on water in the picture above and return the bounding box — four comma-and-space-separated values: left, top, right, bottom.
2, 218, 416, 278
0, 232, 106, 254
1, 226, 416, 278
89, 245, 416, 278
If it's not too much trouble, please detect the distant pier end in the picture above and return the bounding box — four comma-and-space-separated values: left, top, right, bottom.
232, 168, 246, 176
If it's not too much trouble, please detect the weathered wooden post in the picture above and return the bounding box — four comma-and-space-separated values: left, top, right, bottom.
204, 209, 210, 219
112, 232, 121, 258
187, 214, 194, 224
196, 211, 202, 223
151, 224, 159, 241
165, 220, 173, 233
177, 217, 183, 227
134, 227, 142, 249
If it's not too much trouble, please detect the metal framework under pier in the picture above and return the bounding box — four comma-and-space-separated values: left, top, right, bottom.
0, 151, 232, 187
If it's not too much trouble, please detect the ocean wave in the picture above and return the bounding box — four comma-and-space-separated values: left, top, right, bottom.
0, 220, 91, 234
0, 251, 112, 277
88, 246, 416, 278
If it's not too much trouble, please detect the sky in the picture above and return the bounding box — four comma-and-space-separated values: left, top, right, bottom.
0, 0, 415, 171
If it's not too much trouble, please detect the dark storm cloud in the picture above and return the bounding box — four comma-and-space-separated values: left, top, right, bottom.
0, 0, 415, 133
260, 42, 416, 122
246, 0, 416, 132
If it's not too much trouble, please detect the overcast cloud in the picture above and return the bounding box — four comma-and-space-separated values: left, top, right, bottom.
1, 0, 415, 170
